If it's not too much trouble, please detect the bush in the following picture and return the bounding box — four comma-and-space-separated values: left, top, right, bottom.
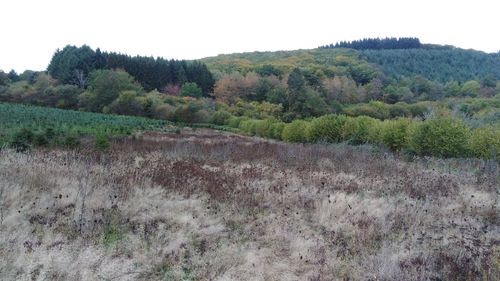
410, 118, 470, 157
468, 126, 500, 159
153, 104, 176, 120
194, 109, 211, 124
10, 128, 35, 152
173, 102, 202, 123
63, 134, 80, 148
33, 131, 49, 146
379, 118, 413, 151
227, 116, 248, 128
306, 114, 347, 143
94, 134, 110, 150
282, 120, 309, 143
210, 110, 233, 125
268, 122, 285, 140
239, 119, 259, 135
388, 103, 411, 118
109, 91, 144, 116
254, 119, 272, 137
344, 116, 379, 145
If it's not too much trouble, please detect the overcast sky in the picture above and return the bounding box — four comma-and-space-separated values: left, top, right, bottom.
1, 0, 499, 72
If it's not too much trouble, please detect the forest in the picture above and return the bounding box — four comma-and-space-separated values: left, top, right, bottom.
319, 37, 422, 50
0, 38, 499, 159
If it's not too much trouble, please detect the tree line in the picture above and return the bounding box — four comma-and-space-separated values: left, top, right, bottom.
47, 45, 215, 94
320, 37, 421, 50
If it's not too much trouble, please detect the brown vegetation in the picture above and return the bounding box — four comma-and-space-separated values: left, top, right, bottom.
0, 129, 498, 280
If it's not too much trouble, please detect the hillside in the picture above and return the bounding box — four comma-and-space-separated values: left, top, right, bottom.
1, 40, 499, 160
362, 47, 500, 82
202, 48, 378, 82
202, 45, 500, 83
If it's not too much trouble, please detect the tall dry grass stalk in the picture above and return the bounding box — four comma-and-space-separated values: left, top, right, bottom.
0, 129, 498, 280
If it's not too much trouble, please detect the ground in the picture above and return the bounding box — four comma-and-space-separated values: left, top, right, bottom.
0, 129, 498, 281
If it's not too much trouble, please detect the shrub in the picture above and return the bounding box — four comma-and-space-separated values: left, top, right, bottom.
109, 91, 144, 116
210, 110, 233, 125
239, 119, 258, 135
388, 103, 411, 118
63, 134, 80, 148
10, 128, 34, 152
379, 118, 413, 151
306, 114, 347, 143
468, 126, 500, 159
153, 104, 176, 121
344, 116, 379, 145
227, 116, 248, 128
410, 118, 470, 157
173, 102, 201, 123
94, 134, 110, 150
194, 109, 211, 124
254, 119, 273, 137
409, 104, 428, 118
268, 122, 285, 140
33, 132, 49, 146
282, 120, 309, 143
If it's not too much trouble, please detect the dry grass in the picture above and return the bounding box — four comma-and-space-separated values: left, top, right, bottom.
0, 128, 498, 281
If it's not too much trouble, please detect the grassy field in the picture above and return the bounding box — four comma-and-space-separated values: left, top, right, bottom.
0, 129, 498, 280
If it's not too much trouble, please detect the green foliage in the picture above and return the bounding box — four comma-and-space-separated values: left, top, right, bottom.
378, 118, 413, 151
266, 87, 287, 105
252, 118, 280, 138
173, 101, 209, 123
287, 68, 305, 93
362, 48, 500, 83
94, 134, 110, 150
48, 45, 214, 93
202, 48, 368, 79
109, 90, 143, 116
102, 224, 123, 247
344, 101, 428, 120
81, 69, 142, 112
0, 70, 11, 86
210, 110, 233, 125
321, 37, 421, 50
0, 103, 166, 149
410, 118, 470, 157
343, 116, 379, 145
227, 116, 248, 128
256, 64, 283, 77
349, 62, 378, 85
306, 114, 348, 143
238, 119, 258, 135
302, 89, 330, 117
180, 82, 203, 98
468, 126, 500, 159
10, 128, 35, 152
461, 80, 480, 97
281, 120, 309, 143
47, 45, 97, 87
63, 134, 80, 148
268, 122, 285, 140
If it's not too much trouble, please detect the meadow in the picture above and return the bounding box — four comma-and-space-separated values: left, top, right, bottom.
0, 129, 498, 280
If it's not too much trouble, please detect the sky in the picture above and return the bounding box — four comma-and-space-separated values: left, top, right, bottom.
1, 0, 499, 72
